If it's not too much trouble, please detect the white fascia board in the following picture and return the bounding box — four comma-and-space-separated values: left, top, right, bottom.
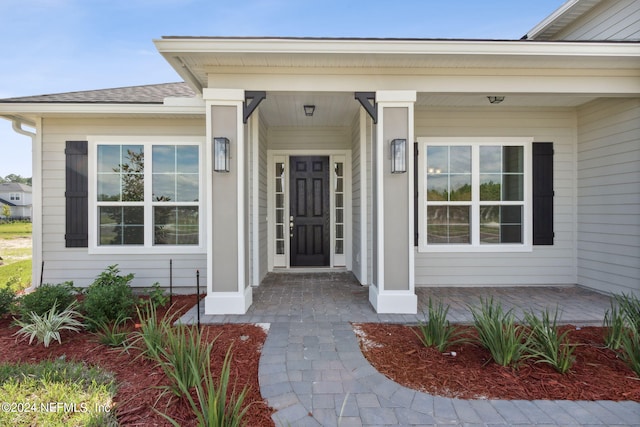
155, 37, 639, 59
0, 103, 205, 116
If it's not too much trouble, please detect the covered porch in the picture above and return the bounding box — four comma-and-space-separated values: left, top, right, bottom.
153, 37, 639, 316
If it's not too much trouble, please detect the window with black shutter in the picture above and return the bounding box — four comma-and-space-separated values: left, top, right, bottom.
65, 141, 88, 247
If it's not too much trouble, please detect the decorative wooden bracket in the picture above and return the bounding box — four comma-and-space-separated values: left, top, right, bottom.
243, 91, 266, 123
354, 92, 377, 124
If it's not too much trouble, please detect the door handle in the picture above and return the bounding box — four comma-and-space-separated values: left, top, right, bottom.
289, 217, 294, 237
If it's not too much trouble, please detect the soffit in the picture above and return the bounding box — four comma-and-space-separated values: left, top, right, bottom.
526, 0, 603, 40
155, 38, 640, 93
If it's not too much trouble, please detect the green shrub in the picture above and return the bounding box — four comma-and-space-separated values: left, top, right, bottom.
0, 286, 16, 316
158, 346, 250, 427
469, 297, 527, 367
148, 282, 169, 308
13, 301, 84, 347
82, 265, 136, 331
18, 281, 76, 318
414, 298, 467, 352
524, 308, 576, 374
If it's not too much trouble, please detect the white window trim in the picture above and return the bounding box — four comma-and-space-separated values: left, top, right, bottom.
88, 135, 206, 255
417, 137, 533, 253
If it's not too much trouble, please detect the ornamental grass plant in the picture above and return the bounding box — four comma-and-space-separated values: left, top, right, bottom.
158, 346, 250, 427
414, 297, 467, 352
524, 308, 576, 374
469, 297, 528, 367
13, 301, 84, 348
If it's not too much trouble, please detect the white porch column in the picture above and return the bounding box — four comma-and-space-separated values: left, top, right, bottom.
369, 90, 417, 314
203, 89, 252, 314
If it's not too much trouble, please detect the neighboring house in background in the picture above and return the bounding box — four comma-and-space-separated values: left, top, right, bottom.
0, 182, 32, 219
0, 0, 638, 314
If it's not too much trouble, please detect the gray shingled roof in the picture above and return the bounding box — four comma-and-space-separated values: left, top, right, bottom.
0, 182, 32, 193
0, 82, 196, 104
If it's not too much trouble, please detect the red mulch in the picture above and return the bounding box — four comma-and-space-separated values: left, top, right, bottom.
0, 295, 275, 426
354, 323, 640, 401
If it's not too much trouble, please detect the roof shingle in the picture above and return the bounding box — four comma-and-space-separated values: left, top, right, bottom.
0, 82, 195, 104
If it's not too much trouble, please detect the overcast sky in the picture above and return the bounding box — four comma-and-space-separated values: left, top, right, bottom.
0, 0, 564, 178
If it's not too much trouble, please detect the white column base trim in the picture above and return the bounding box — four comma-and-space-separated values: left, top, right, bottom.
204, 286, 253, 315
369, 284, 417, 314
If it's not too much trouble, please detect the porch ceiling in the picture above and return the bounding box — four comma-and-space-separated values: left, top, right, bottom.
258, 92, 598, 127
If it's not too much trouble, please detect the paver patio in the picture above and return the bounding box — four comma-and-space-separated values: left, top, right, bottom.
179, 272, 639, 427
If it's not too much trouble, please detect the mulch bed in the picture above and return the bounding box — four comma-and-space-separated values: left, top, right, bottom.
0, 295, 275, 426
354, 323, 640, 401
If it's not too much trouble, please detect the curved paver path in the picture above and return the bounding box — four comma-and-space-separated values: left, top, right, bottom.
182, 272, 640, 426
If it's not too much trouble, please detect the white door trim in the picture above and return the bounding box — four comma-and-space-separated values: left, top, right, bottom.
267, 149, 352, 271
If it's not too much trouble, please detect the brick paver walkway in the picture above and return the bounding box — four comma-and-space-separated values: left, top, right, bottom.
179, 272, 640, 427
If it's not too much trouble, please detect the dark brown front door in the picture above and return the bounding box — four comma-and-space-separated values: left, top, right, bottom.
290, 156, 330, 267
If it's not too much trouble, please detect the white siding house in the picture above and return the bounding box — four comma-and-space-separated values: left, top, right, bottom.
0, 182, 32, 219
1, 0, 638, 312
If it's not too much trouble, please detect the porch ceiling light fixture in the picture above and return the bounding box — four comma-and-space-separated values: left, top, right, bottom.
390, 138, 407, 174
303, 105, 315, 116
488, 96, 505, 104
213, 137, 230, 173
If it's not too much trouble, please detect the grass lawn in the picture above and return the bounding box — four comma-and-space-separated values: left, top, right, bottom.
0, 222, 32, 291
0, 222, 32, 239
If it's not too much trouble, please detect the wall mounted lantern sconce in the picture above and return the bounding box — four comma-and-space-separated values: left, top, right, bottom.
213, 137, 230, 172
303, 105, 315, 116
487, 96, 505, 104
390, 138, 407, 174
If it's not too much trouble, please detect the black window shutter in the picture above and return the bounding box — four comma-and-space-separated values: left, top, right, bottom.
533, 142, 554, 245
65, 141, 88, 247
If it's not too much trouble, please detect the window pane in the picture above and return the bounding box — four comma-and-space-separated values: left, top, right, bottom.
480, 174, 501, 201
427, 146, 448, 174
153, 174, 175, 201
276, 240, 285, 255
336, 208, 343, 223
336, 224, 343, 239
335, 240, 343, 254
450, 146, 471, 173
152, 145, 174, 173
427, 205, 470, 244
503, 174, 523, 201
427, 174, 448, 201
177, 146, 199, 173
503, 146, 523, 173
480, 205, 522, 244
176, 175, 199, 202
97, 174, 120, 201
122, 173, 144, 201
450, 174, 471, 201
154, 206, 199, 245
480, 146, 501, 173
97, 145, 120, 173
99, 206, 144, 245
335, 162, 343, 177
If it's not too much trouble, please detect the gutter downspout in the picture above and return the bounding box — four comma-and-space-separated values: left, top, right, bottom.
4, 115, 40, 292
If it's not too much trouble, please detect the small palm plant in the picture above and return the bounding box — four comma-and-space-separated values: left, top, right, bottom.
524, 308, 576, 374
13, 301, 84, 347
469, 297, 527, 367
414, 298, 466, 352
